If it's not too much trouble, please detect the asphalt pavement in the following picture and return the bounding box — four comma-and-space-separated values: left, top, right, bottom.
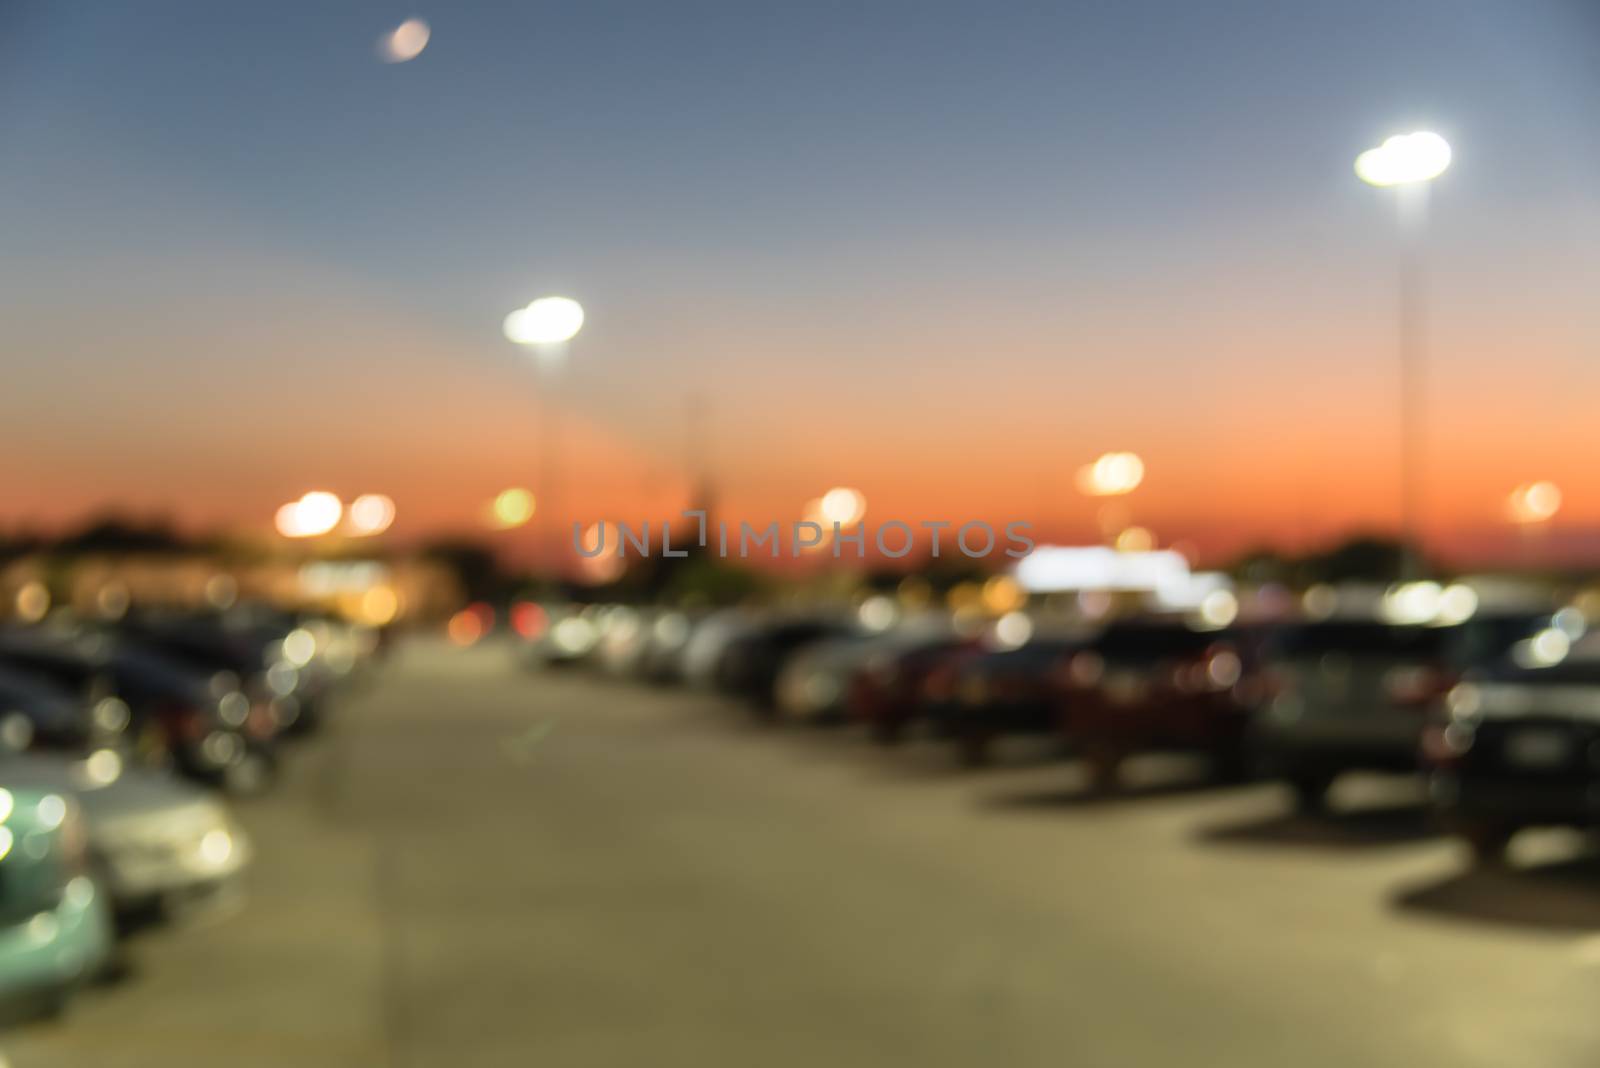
8, 635, 1600, 1067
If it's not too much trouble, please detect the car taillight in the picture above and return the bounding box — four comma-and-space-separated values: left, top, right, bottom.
511, 601, 548, 641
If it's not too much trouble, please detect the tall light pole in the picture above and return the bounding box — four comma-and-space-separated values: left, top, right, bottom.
504, 296, 585, 579
1356, 131, 1451, 577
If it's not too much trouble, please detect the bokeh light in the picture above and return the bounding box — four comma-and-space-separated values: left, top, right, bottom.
503, 297, 586, 345
993, 611, 1034, 649
981, 575, 1026, 615
511, 601, 549, 640
378, 18, 431, 63
1507, 481, 1562, 524
275, 491, 343, 538
1355, 131, 1452, 187
15, 581, 50, 623
360, 585, 400, 626
490, 488, 536, 530
346, 493, 396, 536
857, 594, 898, 631
1114, 526, 1155, 553
1076, 452, 1145, 496
819, 487, 866, 526
447, 608, 486, 646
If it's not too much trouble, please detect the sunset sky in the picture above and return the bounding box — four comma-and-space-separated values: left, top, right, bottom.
2, 1, 1597, 566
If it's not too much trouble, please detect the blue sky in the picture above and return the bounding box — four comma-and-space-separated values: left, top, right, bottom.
2, 1, 1597, 558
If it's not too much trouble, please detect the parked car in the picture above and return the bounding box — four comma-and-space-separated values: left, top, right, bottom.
593, 607, 657, 677
847, 633, 981, 745
633, 610, 700, 684
1, 753, 249, 920
678, 609, 757, 689
520, 604, 602, 668
927, 636, 1089, 765
116, 611, 324, 736
0, 627, 280, 794
0, 779, 113, 1020
774, 635, 881, 725
1251, 613, 1545, 809
1056, 619, 1273, 792
1423, 623, 1600, 862
0, 666, 98, 754
714, 619, 857, 710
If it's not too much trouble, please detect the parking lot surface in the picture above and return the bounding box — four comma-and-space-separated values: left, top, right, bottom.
8, 636, 1600, 1067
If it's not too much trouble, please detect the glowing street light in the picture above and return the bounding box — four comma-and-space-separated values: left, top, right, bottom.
275, 491, 343, 538
346, 493, 396, 536
503, 296, 585, 347
490, 488, 536, 530
1355, 131, 1452, 187
504, 295, 586, 577
1075, 452, 1144, 497
1508, 481, 1561, 525
1356, 129, 1451, 577
820, 486, 867, 526
377, 18, 430, 63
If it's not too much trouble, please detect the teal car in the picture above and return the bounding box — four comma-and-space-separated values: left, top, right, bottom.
0, 782, 113, 1018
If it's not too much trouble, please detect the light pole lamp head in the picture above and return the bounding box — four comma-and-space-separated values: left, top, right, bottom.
504, 296, 585, 346
1355, 131, 1451, 187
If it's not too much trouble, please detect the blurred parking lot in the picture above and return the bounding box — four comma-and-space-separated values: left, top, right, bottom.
8, 633, 1599, 1067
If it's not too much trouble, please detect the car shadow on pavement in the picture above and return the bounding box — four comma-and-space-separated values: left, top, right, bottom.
978, 764, 1239, 812
1391, 853, 1600, 933
1194, 800, 1440, 851
862, 738, 1067, 782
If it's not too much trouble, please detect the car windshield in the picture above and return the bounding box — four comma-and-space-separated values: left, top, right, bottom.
1094, 624, 1232, 661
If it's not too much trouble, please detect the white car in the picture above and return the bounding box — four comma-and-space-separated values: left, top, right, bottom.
0, 753, 249, 920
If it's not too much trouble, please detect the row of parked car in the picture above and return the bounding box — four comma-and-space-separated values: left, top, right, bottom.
0, 604, 381, 1021
519, 589, 1600, 865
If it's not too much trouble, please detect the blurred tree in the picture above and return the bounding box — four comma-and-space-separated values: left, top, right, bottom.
419, 540, 504, 602
1230, 546, 1293, 585
661, 556, 768, 605
53, 515, 196, 555
1301, 535, 1422, 584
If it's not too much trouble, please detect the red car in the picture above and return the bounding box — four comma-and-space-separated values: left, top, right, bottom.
847, 635, 981, 745
1055, 619, 1274, 792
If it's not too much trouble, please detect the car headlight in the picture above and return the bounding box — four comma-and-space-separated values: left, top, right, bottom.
198, 828, 234, 868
